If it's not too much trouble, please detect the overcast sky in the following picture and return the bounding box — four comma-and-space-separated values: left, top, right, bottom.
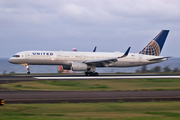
0, 0, 180, 58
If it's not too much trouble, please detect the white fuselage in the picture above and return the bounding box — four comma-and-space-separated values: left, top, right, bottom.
8, 50, 167, 68
8, 30, 170, 75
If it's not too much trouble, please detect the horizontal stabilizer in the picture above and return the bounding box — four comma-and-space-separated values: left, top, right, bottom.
148, 57, 171, 61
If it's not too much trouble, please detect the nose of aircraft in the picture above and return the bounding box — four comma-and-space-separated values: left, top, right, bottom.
8, 58, 14, 63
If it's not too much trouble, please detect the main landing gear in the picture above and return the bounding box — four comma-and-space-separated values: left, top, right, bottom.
25, 65, 30, 74
85, 71, 99, 76
85, 67, 99, 76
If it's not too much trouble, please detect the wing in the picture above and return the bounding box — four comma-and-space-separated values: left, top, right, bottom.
84, 47, 131, 67
148, 56, 171, 61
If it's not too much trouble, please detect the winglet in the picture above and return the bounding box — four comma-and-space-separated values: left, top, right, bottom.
93, 46, 97, 52
118, 47, 131, 58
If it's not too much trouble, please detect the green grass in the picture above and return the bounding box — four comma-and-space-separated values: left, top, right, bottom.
143, 78, 180, 83
1, 78, 180, 91
1, 101, 180, 120
145, 111, 180, 117
38, 80, 109, 89
38, 80, 81, 86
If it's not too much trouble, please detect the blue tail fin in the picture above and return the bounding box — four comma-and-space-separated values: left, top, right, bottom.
139, 30, 169, 56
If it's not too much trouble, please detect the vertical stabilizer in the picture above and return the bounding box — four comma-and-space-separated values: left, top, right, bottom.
139, 30, 169, 56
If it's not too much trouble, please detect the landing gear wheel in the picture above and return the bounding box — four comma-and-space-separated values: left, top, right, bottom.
25, 65, 30, 74
85, 72, 89, 76
95, 72, 98, 76
89, 72, 93, 76
85, 72, 99, 76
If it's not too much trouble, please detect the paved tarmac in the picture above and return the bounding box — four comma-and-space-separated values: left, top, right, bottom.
1, 91, 180, 104
35, 75, 180, 79
1, 74, 180, 84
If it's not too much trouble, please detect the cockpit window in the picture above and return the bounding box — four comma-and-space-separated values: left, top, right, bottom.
13, 55, 20, 57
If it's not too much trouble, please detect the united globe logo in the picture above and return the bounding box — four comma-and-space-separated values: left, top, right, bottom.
139, 40, 160, 56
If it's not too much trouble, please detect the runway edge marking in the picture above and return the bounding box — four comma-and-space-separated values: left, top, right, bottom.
34, 76, 180, 80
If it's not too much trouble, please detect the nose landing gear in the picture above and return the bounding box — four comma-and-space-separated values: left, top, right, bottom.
25, 65, 30, 74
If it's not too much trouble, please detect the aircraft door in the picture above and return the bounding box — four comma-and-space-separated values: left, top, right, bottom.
139, 55, 144, 65
139, 55, 143, 65
56, 51, 62, 60
139, 56, 142, 62
25, 52, 30, 59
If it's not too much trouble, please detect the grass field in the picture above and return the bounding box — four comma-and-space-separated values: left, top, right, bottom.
1, 101, 180, 120
1, 78, 180, 91
1, 78, 180, 120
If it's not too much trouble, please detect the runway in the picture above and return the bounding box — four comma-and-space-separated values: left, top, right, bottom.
1, 91, 180, 104
1, 73, 180, 85
34, 75, 180, 79
1, 74, 180, 103
1, 74, 180, 84
1, 74, 180, 82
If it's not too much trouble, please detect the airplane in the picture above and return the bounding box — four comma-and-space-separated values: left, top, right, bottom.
9, 30, 170, 76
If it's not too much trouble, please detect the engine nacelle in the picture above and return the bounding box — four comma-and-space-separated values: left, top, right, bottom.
70, 62, 88, 71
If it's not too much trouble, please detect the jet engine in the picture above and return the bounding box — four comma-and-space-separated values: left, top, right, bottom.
70, 62, 88, 71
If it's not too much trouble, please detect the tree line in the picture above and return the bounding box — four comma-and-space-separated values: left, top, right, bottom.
136, 65, 180, 73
